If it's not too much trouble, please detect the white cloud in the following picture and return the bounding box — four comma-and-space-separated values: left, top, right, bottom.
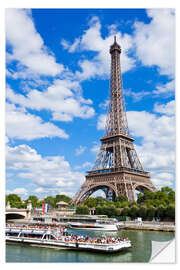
99, 99, 108, 110
75, 145, 87, 156
74, 161, 93, 170
6, 9, 63, 76
91, 142, 100, 154
151, 172, 174, 189
134, 9, 175, 77
6, 80, 95, 123
127, 102, 175, 187
153, 80, 175, 95
34, 187, 45, 193
6, 103, 68, 140
6, 144, 85, 196
125, 89, 151, 102
125, 79, 175, 101
33, 186, 75, 198
69, 38, 81, 53
127, 108, 175, 149
82, 161, 93, 168
62, 16, 135, 81
8, 188, 28, 196
97, 114, 106, 130
61, 10, 175, 81
154, 100, 175, 116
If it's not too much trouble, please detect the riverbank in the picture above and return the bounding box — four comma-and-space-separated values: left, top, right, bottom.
117, 221, 175, 232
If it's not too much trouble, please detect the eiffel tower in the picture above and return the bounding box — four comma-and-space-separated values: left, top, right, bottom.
73, 36, 156, 204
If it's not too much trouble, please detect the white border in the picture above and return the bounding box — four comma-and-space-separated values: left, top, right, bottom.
1, 0, 179, 270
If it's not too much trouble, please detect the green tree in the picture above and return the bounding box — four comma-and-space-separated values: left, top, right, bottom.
84, 197, 97, 208
137, 193, 144, 204
143, 199, 154, 207
55, 194, 71, 204
153, 199, 166, 208
138, 206, 147, 220
154, 191, 168, 202
115, 201, 122, 208
157, 205, 165, 220
161, 187, 175, 203
6, 194, 23, 208
95, 205, 119, 217
147, 206, 156, 220
137, 190, 155, 204
129, 201, 137, 207
76, 205, 89, 215
104, 206, 117, 217
129, 206, 139, 219
95, 206, 104, 215
166, 204, 175, 220
96, 196, 107, 206
121, 206, 130, 217
116, 195, 128, 202
45, 196, 56, 209
105, 201, 116, 208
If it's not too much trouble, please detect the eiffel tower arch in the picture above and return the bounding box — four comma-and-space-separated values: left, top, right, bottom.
73, 37, 156, 204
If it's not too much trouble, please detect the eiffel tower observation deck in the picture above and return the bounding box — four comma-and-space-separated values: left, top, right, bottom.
73, 36, 156, 204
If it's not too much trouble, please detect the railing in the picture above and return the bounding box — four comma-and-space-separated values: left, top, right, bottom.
88, 167, 149, 176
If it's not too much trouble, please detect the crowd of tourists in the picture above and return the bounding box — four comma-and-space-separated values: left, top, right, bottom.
59, 233, 129, 244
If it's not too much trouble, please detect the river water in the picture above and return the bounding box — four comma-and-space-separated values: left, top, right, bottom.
6, 229, 174, 263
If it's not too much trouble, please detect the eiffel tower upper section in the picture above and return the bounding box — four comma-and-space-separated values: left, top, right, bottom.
104, 36, 129, 138
91, 36, 144, 173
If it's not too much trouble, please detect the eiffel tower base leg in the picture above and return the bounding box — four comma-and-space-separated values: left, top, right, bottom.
117, 182, 135, 202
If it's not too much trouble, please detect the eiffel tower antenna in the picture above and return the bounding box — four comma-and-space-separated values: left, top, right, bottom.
73, 37, 156, 204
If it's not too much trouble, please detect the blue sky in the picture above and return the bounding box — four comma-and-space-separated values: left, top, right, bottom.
5, 8, 175, 199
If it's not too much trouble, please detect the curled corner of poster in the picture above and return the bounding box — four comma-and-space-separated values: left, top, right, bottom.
150, 238, 175, 263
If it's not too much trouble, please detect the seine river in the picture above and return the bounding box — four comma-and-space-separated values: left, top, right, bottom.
6, 229, 174, 263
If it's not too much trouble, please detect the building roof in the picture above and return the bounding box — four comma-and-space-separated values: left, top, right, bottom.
56, 201, 69, 205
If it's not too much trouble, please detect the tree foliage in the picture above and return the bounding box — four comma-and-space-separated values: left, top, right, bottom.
121, 206, 130, 217
157, 205, 166, 219
146, 206, 156, 220
6, 194, 23, 208
5, 186, 175, 221
84, 197, 97, 208
137, 187, 175, 208
55, 194, 71, 203
76, 206, 89, 215
129, 206, 139, 219
138, 206, 147, 219
116, 195, 128, 202
25, 195, 39, 208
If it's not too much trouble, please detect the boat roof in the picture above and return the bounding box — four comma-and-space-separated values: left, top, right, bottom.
6, 228, 46, 235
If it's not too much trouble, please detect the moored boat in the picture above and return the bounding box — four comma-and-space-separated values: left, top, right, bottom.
68, 221, 118, 231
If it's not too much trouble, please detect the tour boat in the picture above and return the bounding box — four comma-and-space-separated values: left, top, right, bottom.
6, 227, 131, 253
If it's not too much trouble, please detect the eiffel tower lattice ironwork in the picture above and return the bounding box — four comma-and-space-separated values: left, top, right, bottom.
73, 36, 156, 204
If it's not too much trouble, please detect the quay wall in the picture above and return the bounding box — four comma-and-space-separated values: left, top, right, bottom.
117, 221, 175, 232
